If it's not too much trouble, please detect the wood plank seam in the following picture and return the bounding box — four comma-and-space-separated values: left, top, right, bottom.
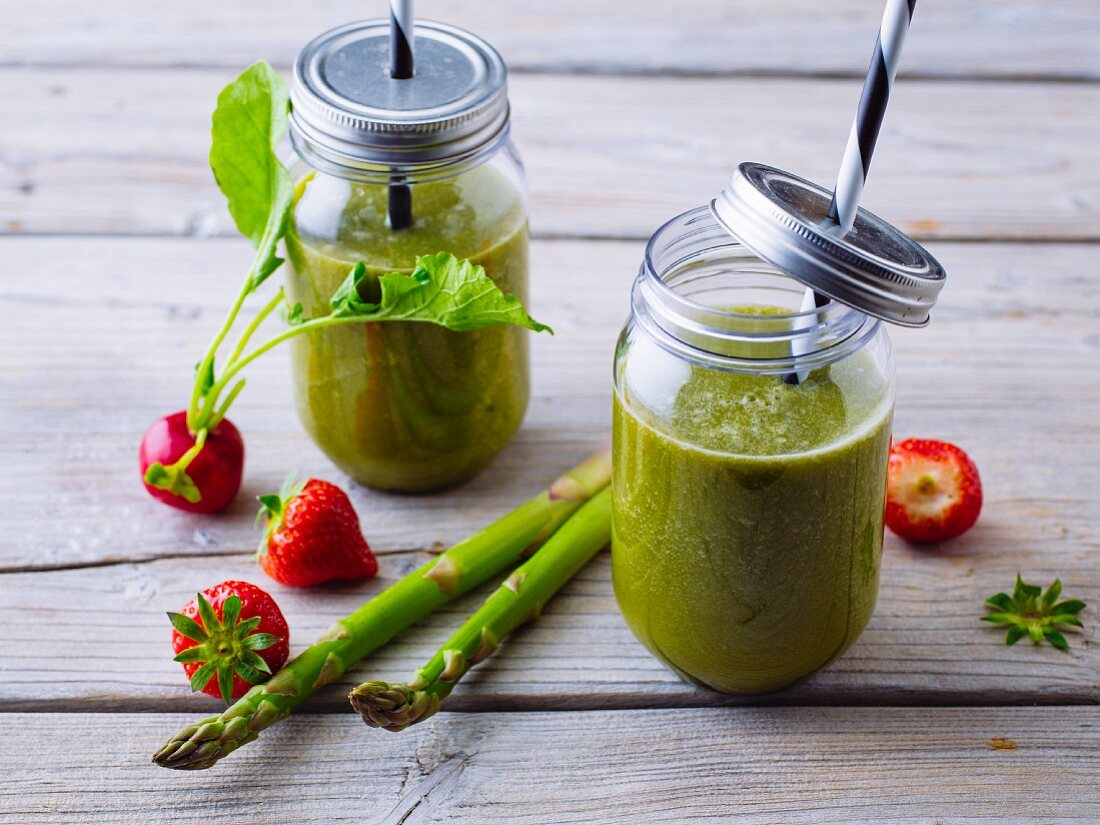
0, 545, 441, 576
6, 59, 1100, 85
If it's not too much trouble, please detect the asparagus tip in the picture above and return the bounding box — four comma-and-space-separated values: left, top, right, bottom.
152, 714, 229, 771
151, 707, 264, 770
349, 681, 441, 732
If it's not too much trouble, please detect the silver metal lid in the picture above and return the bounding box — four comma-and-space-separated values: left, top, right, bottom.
291, 20, 509, 169
711, 162, 946, 327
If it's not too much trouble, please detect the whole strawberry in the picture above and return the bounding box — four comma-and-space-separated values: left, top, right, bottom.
168, 580, 289, 703
886, 438, 983, 544
257, 477, 378, 587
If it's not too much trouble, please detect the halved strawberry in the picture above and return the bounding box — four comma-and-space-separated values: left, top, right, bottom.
886, 438, 983, 544
257, 477, 378, 587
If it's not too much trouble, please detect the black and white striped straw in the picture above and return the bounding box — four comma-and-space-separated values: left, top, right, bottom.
389, 0, 415, 80
787, 0, 915, 385
826, 0, 916, 233
388, 0, 415, 230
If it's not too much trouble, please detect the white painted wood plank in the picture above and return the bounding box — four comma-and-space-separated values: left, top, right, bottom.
0, 540, 1095, 711
2, 70, 1099, 240
3, 1, 1098, 79
2, 709, 1098, 823
1, 237, 1098, 570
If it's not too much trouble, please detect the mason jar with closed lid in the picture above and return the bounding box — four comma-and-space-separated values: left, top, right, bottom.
285, 20, 529, 492
612, 164, 946, 694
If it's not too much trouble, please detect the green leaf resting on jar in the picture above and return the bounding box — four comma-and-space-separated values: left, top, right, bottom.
294, 252, 551, 334
193, 252, 548, 443
176, 61, 545, 475
209, 61, 293, 293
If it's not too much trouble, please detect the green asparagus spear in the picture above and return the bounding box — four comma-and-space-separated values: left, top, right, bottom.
349, 486, 612, 732
153, 449, 611, 770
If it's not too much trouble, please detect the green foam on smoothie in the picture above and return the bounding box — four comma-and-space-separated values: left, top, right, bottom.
667, 367, 850, 455
629, 304, 890, 457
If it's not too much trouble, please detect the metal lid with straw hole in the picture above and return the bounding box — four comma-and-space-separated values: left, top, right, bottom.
711, 162, 946, 327
291, 20, 509, 170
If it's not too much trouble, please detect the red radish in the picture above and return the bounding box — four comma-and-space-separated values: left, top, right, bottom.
140, 411, 244, 514
886, 438, 983, 544
169, 580, 289, 702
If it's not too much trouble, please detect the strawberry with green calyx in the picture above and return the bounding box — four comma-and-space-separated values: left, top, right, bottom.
257, 477, 378, 587
140, 63, 549, 514
983, 575, 1087, 652
169, 580, 290, 702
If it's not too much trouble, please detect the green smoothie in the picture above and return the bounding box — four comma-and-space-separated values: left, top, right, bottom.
285, 164, 529, 492
612, 327, 893, 694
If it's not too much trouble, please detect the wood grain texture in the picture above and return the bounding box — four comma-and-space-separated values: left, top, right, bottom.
1, 237, 1098, 570
0, 541, 1095, 712
0, 236, 620, 571
2, 709, 1098, 824
4, 2, 1099, 818
3, 69, 1099, 241
3, 1, 1099, 80
1, 239, 1098, 709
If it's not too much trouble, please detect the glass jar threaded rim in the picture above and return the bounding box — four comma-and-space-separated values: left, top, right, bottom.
633, 206, 885, 375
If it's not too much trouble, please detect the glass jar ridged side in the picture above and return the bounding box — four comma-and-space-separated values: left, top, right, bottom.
285, 148, 529, 492
284, 21, 530, 492
611, 206, 895, 694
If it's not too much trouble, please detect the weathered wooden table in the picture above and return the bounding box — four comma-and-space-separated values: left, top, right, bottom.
3, 2, 1099, 821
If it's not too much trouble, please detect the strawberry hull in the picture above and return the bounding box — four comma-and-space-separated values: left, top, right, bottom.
170, 580, 289, 702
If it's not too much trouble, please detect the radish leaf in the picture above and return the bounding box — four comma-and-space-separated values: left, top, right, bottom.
209, 61, 292, 292
328, 253, 551, 333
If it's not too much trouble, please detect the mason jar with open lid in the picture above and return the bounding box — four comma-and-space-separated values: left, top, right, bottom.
612, 163, 946, 694
285, 20, 529, 493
